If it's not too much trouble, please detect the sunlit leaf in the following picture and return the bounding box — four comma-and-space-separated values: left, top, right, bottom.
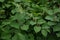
34, 26, 41, 33
21, 25, 29, 31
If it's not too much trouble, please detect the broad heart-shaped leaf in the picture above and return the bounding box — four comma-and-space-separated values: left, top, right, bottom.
56, 32, 60, 37
30, 21, 36, 25
9, 21, 20, 29
14, 0, 21, 2
41, 30, 48, 37
21, 25, 29, 31
37, 19, 46, 24
34, 26, 41, 33
0, 0, 4, 2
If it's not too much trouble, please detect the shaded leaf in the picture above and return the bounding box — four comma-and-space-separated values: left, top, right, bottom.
10, 21, 20, 29
41, 30, 48, 37
53, 24, 60, 32
56, 32, 60, 37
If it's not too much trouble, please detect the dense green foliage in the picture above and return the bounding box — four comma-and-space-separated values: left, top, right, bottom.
0, 0, 60, 40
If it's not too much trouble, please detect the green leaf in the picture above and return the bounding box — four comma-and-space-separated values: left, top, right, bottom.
14, 0, 21, 2
2, 20, 11, 26
22, 0, 31, 2
5, 4, 11, 8
10, 21, 20, 29
45, 15, 59, 21
9, 16, 17, 21
1, 32, 11, 40
14, 13, 26, 25
42, 23, 50, 29
12, 33, 26, 40
21, 25, 29, 31
30, 21, 36, 25
12, 35, 17, 40
41, 30, 48, 37
56, 32, 60, 37
0, 0, 4, 2
17, 33, 26, 40
53, 24, 60, 32
47, 21, 56, 26
34, 26, 41, 33
11, 9, 16, 14
0, 10, 5, 14
54, 8, 60, 13
41, 7, 54, 15
37, 19, 46, 24
28, 34, 34, 40
16, 13, 25, 21
45, 15, 54, 21
46, 29, 50, 33
2, 25, 10, 33
46, 10, 54, 15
